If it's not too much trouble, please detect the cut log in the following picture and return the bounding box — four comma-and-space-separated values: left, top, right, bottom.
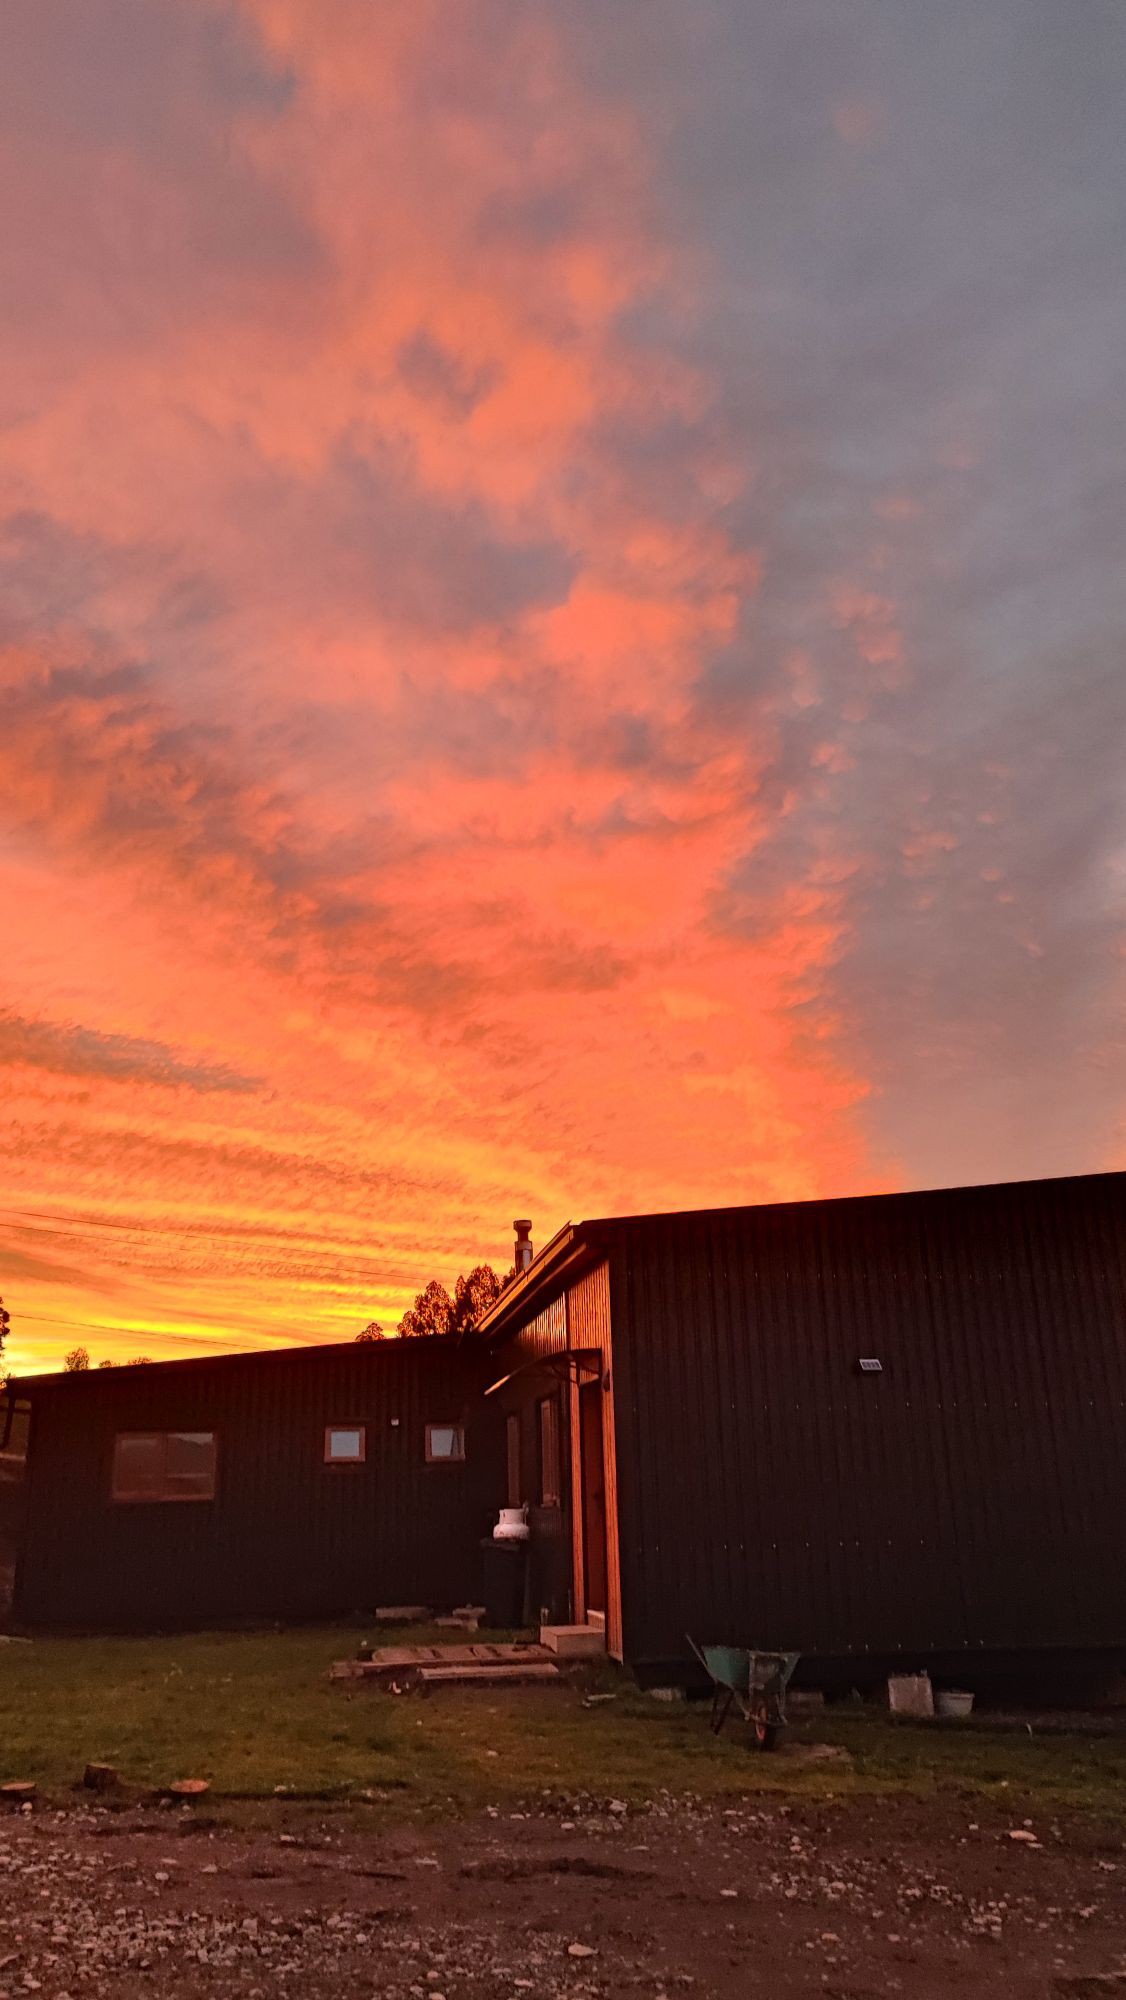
1, 1780, 36, 1801
168, 1778, 210, 1799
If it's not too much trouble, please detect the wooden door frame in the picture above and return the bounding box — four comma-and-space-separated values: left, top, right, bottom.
567, 1340, 623, 1660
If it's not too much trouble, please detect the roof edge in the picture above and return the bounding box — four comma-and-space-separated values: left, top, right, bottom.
472, 1166, 1125, 1337
471, 1222, 589, 1339
10, 1329, 465, 1392
576, 1165, 1124, 1235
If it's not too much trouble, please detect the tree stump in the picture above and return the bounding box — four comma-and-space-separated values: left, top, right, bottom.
83, 1763, 121, 1792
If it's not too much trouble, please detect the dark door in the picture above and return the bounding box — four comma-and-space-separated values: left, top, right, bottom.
580, 1381, 607, 1615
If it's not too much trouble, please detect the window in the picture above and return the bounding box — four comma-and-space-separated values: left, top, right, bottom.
324, 1425, 366, 1464
425, 1422, 465, 1463
538, 1396, 561, 1507
506, 1412, 521, 1506
112, 1431, 216, 1503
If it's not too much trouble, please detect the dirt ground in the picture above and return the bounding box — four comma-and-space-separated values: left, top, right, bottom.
2, 1793, 1124, 2000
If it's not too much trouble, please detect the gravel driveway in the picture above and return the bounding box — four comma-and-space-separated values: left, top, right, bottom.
2, 1793, 1124, 1997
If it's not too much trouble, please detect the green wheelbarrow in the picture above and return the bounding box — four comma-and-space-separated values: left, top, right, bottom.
687, 1636, 800, 1750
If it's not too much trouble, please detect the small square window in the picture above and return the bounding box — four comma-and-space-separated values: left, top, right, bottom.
324, 1425, 366, 1464
425, 1422, 465, 1463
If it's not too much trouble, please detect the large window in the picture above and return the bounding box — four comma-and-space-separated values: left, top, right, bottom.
324, 1425, 366, 1464
111, 1431, 216, 1503
538, 1396, 561, 1507
425, 1422, 465, 1463
506, 1412, 521, 1506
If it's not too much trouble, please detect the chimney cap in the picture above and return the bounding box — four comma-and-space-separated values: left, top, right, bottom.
513, 1219, 534, 1275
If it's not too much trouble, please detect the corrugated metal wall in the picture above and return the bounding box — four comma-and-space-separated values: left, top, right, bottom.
608, 1173, 1126, 1667
16, 1339, 501, 1630
566, 1262, 612, 1350
509, 1294, 568, 1359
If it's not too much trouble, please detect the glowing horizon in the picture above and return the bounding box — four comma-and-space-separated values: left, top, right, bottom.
3, 1, 1123, 1373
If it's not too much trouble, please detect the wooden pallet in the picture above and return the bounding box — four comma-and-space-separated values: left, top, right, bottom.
330, 1642, 553, 1682
418, 1661, 561, 1687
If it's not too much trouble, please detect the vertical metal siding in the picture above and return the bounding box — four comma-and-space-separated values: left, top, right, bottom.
509, 1294, 568, 1359
609, 1173, 1126, 1667
566, 1264, 612, 1350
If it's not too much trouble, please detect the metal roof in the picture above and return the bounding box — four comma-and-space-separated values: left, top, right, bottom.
471, 1168, 1126, 1339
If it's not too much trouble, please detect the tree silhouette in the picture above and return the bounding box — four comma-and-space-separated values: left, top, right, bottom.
355, 1321, 385, 1342
397, 1265, 504, 1338
64, 1347, 90, 1372
453, 1264, 505, 1330
398, 1278, 455, 1339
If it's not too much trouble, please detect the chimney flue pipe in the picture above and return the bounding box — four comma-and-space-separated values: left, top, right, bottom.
513, 1219, 533, 1274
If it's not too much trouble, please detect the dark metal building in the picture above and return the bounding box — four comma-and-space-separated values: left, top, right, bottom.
4, 1171, 1124, 1675
5, 1336, 500, 1629
477, 1170, 1126, 1676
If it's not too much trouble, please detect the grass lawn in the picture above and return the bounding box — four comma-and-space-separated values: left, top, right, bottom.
2, 1625, 1125, 1817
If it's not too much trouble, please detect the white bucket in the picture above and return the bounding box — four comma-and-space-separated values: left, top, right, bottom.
493, 1506, 530, 1543
935, 1688, 974, 1719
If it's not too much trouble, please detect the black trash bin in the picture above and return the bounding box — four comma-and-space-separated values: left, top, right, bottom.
480, 1535, 527, 1629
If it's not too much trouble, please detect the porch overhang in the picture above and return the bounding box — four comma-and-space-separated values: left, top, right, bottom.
483, 1348, 603, 1396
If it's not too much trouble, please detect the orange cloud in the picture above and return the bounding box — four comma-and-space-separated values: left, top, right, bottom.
0, 0, 880, 1373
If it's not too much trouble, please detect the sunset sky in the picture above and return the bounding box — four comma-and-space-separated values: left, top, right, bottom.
3, 1, 1124, 1371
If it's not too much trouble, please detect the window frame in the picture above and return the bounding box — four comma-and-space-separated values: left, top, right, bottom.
111, 1430, 217, 1504
424, 1421, 466, 1464
323, 1424, 367, 1466
538, 1394, 562, 1507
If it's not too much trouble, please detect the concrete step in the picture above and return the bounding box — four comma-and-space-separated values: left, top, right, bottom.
539, 1623, 607, 1659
